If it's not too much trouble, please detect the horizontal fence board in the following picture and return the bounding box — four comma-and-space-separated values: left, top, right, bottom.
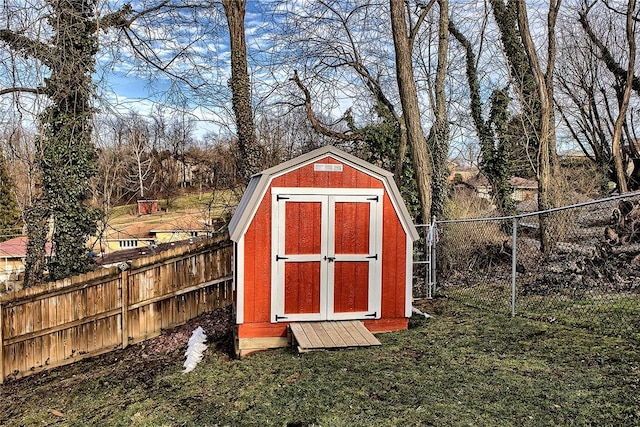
0, 237, 233, 382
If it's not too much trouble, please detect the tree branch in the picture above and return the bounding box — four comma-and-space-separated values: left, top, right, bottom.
0, 87, 43, 96
120, 28, 202, 90
579, 8, 640, 95
100, 1, 214, 30
291, 70, 362, 142
0, 29, 55, 67
410, 0, 436, 47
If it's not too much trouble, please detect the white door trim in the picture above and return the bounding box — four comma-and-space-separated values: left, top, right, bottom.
271, 189, 383, 322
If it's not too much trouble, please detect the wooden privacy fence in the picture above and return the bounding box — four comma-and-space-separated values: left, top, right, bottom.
0, 236, 233, 383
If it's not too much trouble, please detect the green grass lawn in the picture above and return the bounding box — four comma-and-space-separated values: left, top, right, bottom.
2, 299, 639, 426
443, 279, 640, 340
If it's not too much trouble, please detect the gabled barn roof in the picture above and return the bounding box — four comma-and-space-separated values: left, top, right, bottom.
229, 145, 419, 242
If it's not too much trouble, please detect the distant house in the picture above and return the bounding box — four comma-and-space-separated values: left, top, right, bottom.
465, 174, 538, 203
150, 216, 219, 244
94, 223, 158, 254
0, 237, 53, 285
93, 214, 223, 255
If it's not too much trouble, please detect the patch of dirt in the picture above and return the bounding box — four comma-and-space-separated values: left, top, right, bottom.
0, 306, 234, 420
144, 305, 234, 355
522, 250, 640, 297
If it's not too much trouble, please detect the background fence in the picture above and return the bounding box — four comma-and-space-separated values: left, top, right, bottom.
428, 192, 640, 338
0, 236, 233, 383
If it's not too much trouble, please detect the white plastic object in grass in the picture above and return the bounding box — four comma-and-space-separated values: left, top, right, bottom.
183, 326, 208, 373
412, 306, 432, 319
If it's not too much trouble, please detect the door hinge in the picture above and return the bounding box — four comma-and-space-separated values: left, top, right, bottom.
275, 314, 288, 321
276, 195, 290, 201
366, 254, 378, 260
276, 255, 289, 261
367, 196, 379, 201
364, 312, 377, 318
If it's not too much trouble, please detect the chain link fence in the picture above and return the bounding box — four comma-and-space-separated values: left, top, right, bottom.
428, 192, 640, 338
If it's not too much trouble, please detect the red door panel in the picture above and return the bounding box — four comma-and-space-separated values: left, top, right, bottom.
284, 262, 321, 314
334, 202, 370, 254
282, 201, 322, 316
285, 202, 322, 254
333, 261, 369, 313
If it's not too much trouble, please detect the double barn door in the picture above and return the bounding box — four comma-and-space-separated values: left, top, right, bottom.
271, 188, 383, 322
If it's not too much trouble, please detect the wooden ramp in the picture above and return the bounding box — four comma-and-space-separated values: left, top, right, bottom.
289, 321, 381, 353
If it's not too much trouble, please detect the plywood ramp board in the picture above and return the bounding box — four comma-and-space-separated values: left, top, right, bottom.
289, 321, 381, 353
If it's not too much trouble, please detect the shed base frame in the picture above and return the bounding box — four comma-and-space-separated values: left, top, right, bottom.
234, 317, 408, 357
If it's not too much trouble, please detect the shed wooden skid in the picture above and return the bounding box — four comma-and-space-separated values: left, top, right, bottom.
229, 146, 419, 355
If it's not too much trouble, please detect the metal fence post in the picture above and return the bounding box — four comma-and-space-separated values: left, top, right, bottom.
511, 216, 517, 317
424, 224, 431, 299
431, 216, 437, 297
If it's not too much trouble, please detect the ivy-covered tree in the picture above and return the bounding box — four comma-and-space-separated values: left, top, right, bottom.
222, 0, 261, 183
449, 21, 515, 216
0, 151, 22, 242
1, 1, 101, 285
490, 0, 562, 253
2, 1, 224, 284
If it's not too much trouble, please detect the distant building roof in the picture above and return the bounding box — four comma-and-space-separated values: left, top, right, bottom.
93, 237, 207, 267
0, 236, 53, 258
102, 222, 157, 240
466, 175, 538, 190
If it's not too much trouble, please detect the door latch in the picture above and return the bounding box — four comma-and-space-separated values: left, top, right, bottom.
324, 256, 335, 262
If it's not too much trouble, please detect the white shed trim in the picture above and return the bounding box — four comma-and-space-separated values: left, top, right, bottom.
229, 146, 419, 243
405, 234, 414, 318
235, 236, 245, 324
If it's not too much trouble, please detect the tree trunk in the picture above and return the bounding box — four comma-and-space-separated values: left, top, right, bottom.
428, 0, 450, 219
610, 0, 637, 194
26, 0, 99, 281
516, 0, 561, 253
389, 0, 433, 224
222, 0, 260, 183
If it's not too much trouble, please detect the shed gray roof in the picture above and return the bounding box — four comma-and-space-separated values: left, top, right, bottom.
228, 145, 419, 242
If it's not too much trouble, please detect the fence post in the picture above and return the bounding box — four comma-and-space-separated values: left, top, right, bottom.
121, 269, 129, 349
0, 303, 4, 383
431, 215, 437, 297
511, 217, 518, 317
425, 224, 431, 299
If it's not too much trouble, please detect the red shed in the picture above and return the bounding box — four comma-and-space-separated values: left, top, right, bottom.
229, 146, 419, 355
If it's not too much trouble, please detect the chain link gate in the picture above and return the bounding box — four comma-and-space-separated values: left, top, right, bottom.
413, 217, 437, 299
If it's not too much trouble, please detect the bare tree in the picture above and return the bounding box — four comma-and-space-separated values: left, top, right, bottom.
222, 0, 261, 183
558, 1, 640, 191
0, 146, 21, 242
265, 1, 418, 219
609, 0, 637, 193
488, 0, 563, 252
0, 126, 39, 213
516, 0, 563, 252
390, 0, 437, 224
